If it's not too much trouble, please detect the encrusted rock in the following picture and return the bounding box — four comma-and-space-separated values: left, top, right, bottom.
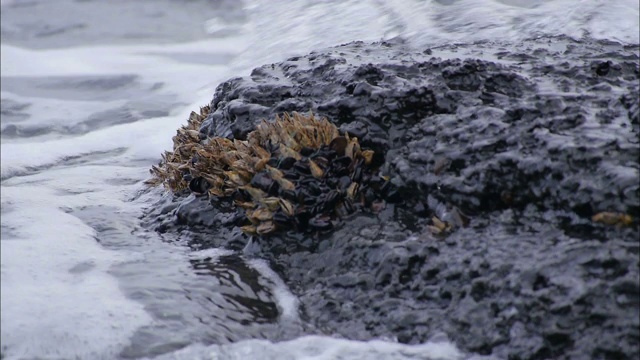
143, 36, 639, 360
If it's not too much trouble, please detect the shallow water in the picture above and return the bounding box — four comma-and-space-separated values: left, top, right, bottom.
1, 0, 638, 359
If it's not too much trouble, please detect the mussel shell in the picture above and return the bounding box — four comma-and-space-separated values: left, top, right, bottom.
250, 172, 279, 195
368, 176, 386, 191
233, 188, 252, 202
305, 180, 322, 197
315, 147, 338, 161
337, 175, 352, 191
351, 165, 363, 183
335, 198, 356, 217
267, 181, 280, 196
325, 177, 338, 188
279, 189, 298, 204
272, 210, 294, 228
362, 186, 377, 207
311, 156, 329, 168
257, 221, 277, 235
283, 170, 300, 181
379, 179, 391, 195
293, 160, 311, 175
267, 157, 279, 168
300, 147, 315, 157
329, 136, 348, 156
294, 208, 312, 229
297, 190, 317, 207
325, 189, 342, 210
189, 176, 211, 194
277, 156, 297, 170
377, 179, 401, 202
308, 214, 333, 231
332, 155, 352, 169
333, 165, 350, 178
264, 140, 279, 154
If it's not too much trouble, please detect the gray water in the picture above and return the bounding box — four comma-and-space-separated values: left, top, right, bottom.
1, 0, 638, 359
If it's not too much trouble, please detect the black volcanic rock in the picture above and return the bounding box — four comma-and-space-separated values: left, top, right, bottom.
144, 36, 640, 360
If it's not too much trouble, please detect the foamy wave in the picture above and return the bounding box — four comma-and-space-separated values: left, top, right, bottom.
148, 335, 466, 360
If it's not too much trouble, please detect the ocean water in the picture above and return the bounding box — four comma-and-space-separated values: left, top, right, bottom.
1, 0, 638, 359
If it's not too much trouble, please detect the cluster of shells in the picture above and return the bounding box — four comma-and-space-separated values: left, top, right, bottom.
148, 107, 396, 235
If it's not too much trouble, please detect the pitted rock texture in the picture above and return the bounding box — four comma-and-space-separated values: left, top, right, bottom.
144, 36, 639, 360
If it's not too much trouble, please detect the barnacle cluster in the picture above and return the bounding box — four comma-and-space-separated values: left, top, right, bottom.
148, 108, 396, 235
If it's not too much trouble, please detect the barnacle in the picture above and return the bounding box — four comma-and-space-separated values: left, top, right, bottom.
148, 110, 395, 236
592, 212, 633, 227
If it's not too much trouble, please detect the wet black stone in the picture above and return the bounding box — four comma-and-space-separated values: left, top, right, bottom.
144, 36, 640, 360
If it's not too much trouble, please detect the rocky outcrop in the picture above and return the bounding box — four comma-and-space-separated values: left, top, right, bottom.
144, 36, 639, 359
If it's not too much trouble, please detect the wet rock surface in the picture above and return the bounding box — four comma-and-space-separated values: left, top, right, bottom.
144, 36, 640, 359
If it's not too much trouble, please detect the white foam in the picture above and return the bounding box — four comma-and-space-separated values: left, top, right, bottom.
248, 258, 300, 322
149, 335, 464, 360
0, 184, 152, 360
1, 38, 243, 78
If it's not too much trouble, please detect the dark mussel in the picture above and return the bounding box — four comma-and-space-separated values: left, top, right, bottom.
335, 198, 356, 217
351, 161, 363, 183
294, 207, 312, 230
329, 136, 348, 156
279, 189, 298, 204
310, 202, 324, 216
189, 176, 211, 194
325, 177, 338, 189
361, 186, 377, 207
277, 156, 297, 170
360, 171, 372, 184
374, 178, 400, 202
267, 157, 279, 168
264, 140, 279, 154
315, 146, 338, 162
337, 175, 352, 191
310, 155, 329, 169
332, 155, 352, 169
308, 214, 333, 232
272, 210, 294, 228
325, 189, 342, 210
296, 189, 317, 207
300, 146, 315, 157
368, 176, 386, 191
310, 190, 342, 215
250, 172, 280, 196
283, 169, 301, 181
267, 182, 280, 196
293, 159, 312, 175
233, 187, 252, 202
334, 166, 350, 178
316, 181, 331, 194
250, 171, 271, 189
299, 176, 322, 196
